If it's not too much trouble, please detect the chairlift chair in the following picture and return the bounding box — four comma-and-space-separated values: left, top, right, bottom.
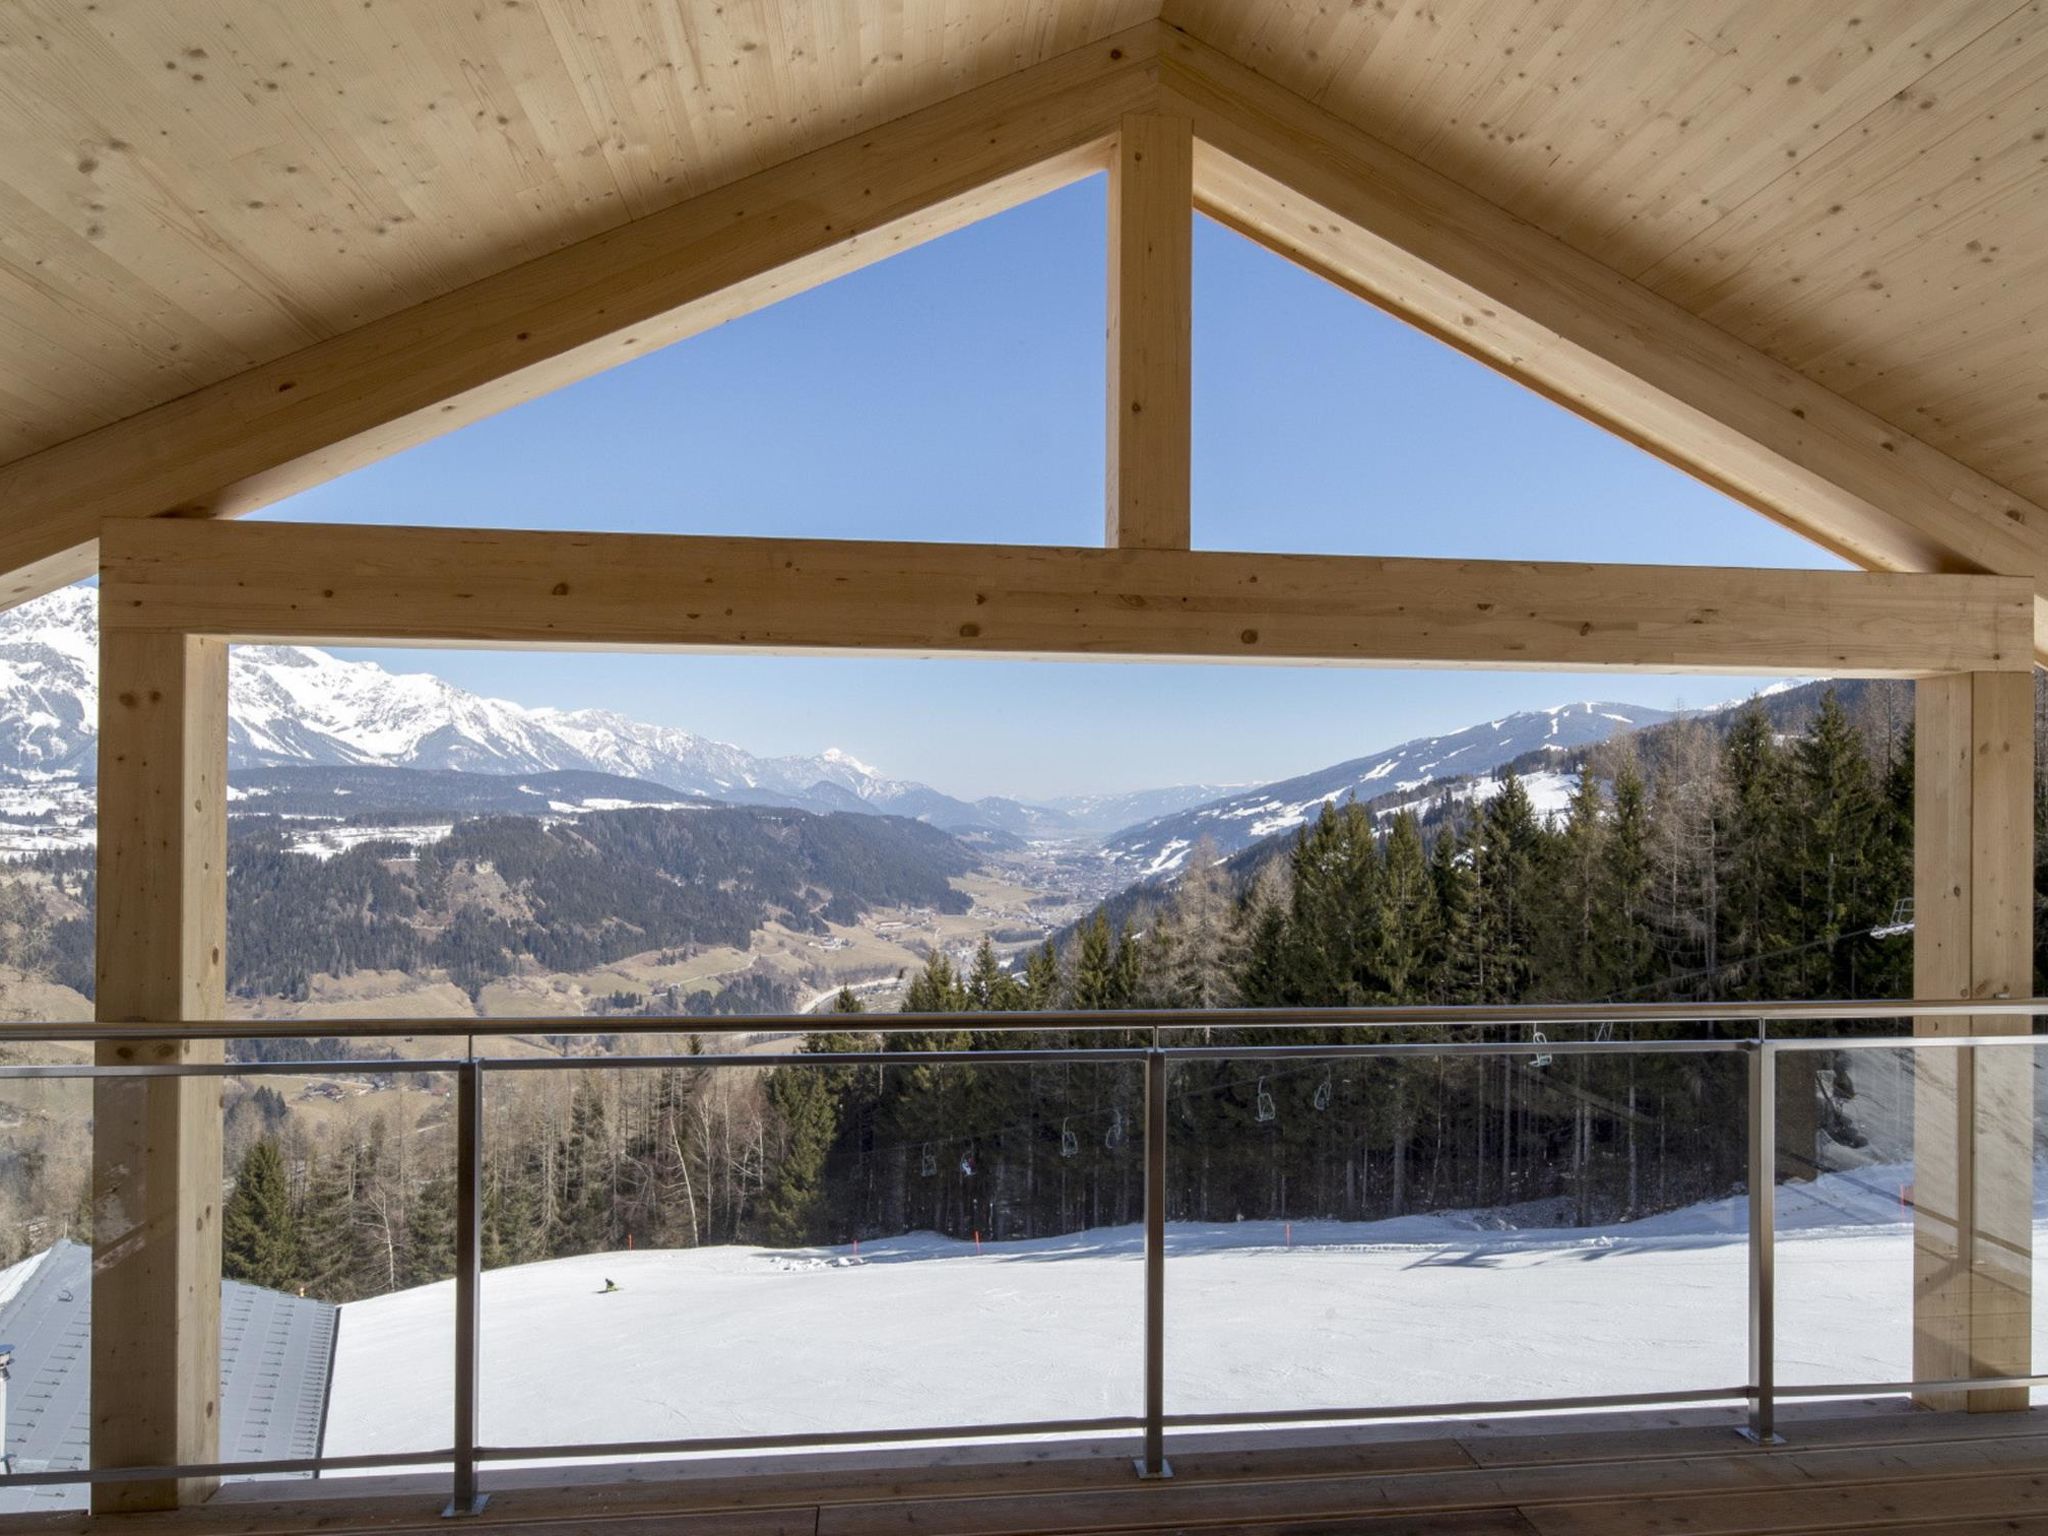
1105, 1105, 1127, 1151
1313, 1071, 1333, 1113
1531, 1029, 1553, 1070
919, 1143, 936, 1178
1060, 1118, 1079, 1158
1255, 1076, 1277, 1124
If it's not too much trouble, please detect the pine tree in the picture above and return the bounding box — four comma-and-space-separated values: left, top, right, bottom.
1023, 941, 1061, 1009
297, 1141, 359, 1299
1474, 771, 1541, 1002
1541, 771, 1610, 1001
1426, 817, 1481, 1004
759, 1052, 843, 1245
1601, 766, 1654, 996
1791, 688, 1881, 997
222, 1139, 301, 1291
904, 950, 967, 1013
405, 1167, 455, 1285
1069, 914, 1122, 1010
1375, 812, 1438, 1002
1720, 703, 1792, 999
559, 1079, 614, 1254
965, 937, 1023, 1011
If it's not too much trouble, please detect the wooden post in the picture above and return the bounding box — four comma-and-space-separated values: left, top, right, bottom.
1914, 671, 2034, 1412
91, 629, 229, 1510
1106, 112, 1192, 550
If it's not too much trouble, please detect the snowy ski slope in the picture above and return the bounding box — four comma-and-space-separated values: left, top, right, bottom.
321, 1164, 2048, 1464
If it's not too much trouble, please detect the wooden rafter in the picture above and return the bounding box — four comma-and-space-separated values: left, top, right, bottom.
1155, 30, 2048, 646
99, 519, 2029, 678
0, 27, 1161, 608
0, 18, 2041, 657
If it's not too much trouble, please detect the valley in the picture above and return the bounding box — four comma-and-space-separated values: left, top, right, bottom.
0, 585, 1674, 1027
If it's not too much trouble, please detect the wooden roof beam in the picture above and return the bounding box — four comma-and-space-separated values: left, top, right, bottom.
0, 27, 1164, 610
1158, 28, 2048, 658
100, 518, 2030, 679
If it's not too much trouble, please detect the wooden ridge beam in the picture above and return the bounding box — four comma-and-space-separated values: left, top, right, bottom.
1158, 28, 2048, 654
100, 519, 2030, 677
0, 27, 1163, 610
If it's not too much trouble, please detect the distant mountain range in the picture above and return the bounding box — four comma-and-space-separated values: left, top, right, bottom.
1099, 701, 1674, 877
0, 589, 1237, 836
0, 590, 1673, 862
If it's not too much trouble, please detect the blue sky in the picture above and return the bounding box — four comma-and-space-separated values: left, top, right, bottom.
260, 177, 1841, 802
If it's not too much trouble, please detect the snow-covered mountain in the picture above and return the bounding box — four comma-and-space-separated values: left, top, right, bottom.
0, 591, 1673, 853
0, 589, 1001, 825
1101, 701, 1672, 877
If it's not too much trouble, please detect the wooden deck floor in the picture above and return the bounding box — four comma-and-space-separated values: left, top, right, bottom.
38, 1403, 2048, 1536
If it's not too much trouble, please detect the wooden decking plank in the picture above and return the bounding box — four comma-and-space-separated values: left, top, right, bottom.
817, 1434, 2048, 1536
1524, 1469, 2048, 1535
40, 1411, 2048, 1536
1161, 1514, 1540, 1536
1464, 1409, 2048, 1467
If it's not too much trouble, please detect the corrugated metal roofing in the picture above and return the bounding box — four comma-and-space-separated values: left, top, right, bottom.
0, 1241, 338, 1511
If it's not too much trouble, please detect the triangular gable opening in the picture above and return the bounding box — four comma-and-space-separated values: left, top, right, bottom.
263, 179, 1111, 549
1192, 215, 1845, 571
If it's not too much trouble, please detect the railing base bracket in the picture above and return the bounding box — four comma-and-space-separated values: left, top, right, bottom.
1737, 1428, 1785, 1447
443, 1494, 490, 1518
1133, 1458, 1174, 1480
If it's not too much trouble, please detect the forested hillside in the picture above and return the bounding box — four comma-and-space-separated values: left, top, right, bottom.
1, 803, 976, 1005
215, 686, 1992, 1303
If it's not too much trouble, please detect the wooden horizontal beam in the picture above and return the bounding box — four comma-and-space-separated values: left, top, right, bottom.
1158, 30, 2048, 646
100, 519, 2030, 677
0, 28, 1162, 610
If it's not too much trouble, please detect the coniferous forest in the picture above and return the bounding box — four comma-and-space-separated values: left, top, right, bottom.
212, 687, 2010, 1303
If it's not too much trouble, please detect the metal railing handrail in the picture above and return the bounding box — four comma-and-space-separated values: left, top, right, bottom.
19, 994, 2048, 1044
4, 1001, 2042, 1511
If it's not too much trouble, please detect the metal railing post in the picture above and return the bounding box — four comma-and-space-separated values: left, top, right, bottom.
1743, 1037, 1782, 1446
445, 1057, 488, 1516
1136, 1034, 1170, 1479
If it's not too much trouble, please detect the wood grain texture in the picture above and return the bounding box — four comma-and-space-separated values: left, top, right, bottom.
0, 27, 1159, 605
1159, 30, 2048, 629
90, 630, 228, 1511
0, 0, 1154, 465
34, 1410, 2048, 1534
97, 519, 2032, 677
1162, 0, 2048, 509
1106, 112, 1193, 550
1914, 671, 2035, 1414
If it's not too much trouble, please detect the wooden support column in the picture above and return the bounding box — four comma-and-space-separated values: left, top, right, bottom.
91, 629, 229, 1510
1914, 671, 2035, 1412
1106, 112, 1192, 550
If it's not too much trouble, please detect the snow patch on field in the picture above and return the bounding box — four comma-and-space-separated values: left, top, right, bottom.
321, 1166, 2048, 1464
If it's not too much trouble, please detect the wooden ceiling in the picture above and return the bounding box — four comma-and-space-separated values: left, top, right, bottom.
1, 0, 2043, 523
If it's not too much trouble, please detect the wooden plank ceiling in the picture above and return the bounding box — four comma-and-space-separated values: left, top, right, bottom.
1, 0, 2042, 517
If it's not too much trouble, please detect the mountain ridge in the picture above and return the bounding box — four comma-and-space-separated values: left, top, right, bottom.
1098, 700, 1674, 877
0, 588, 1053, 831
